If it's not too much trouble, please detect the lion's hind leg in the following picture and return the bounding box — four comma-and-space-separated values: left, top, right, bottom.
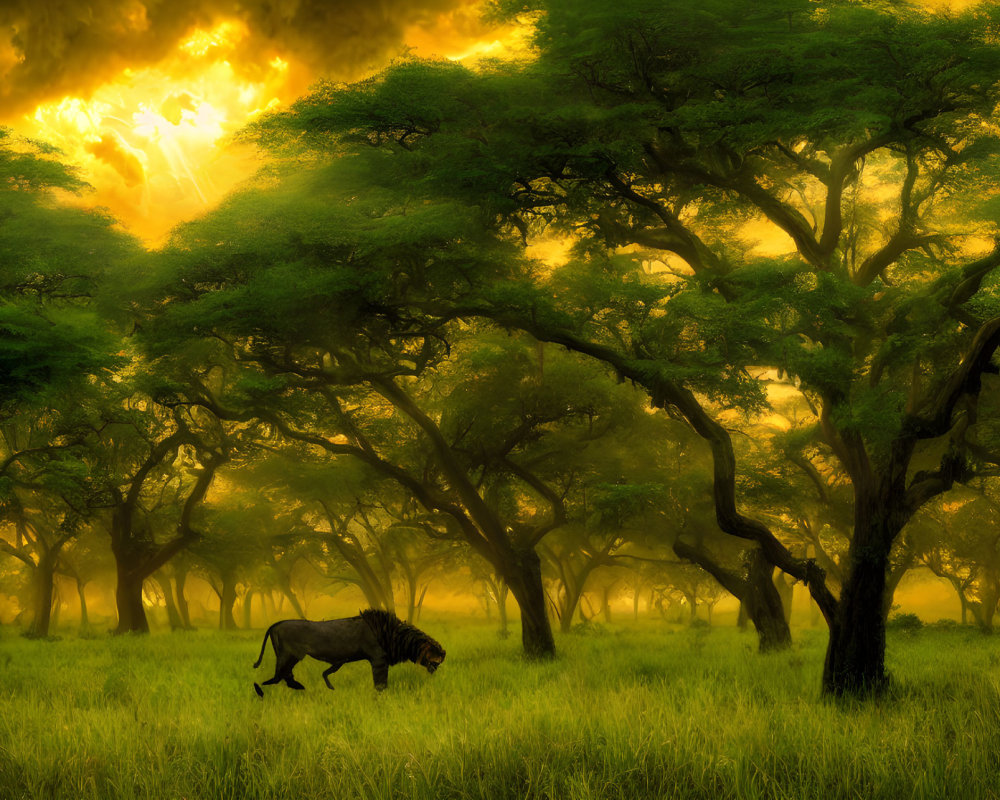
322, 662, 344, 690
263, 652, 304, 689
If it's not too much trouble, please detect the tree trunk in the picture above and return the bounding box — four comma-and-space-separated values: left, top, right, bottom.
741, 548, 793, 651
673, 542, 790, 651
274, 574, 306, 619
405, 573, 418, 624
155, 573, 183, 630
497, 580, 509, 638
743, 560, 792, 652
822, 519, 891, 696
775, 573, 794, 625
77, 579, 89, 632
482, 585, 494, 621
737, 601, 748, 630
601, 585, 613, 623
219, 573, 238, 630
28, 555, 55, 637
503, 549, 555, 658
243, 589, 255, 629
976, 573, 999, 634
115, 560, 149, 634
881, 562, 911, 621
559, 584, 582, 633
981, 605, 995, 634
415, 584, 428, 622
175, 569, 192, 629
970, 601, 995, 634
354, 576, 391, 612
555, 561, 605, 630
685, 592, 697, 624
50, 585, 61, 629
633, 588, 641, 621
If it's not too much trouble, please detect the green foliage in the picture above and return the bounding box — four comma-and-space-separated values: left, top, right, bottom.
0, 304, 119, 412
589, 483, 668, 529
238, 0, 1000, 439
886, 612, 924, 633
0, 130, 133, 413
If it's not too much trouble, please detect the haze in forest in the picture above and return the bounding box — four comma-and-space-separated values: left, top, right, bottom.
6, 0, 1000, 715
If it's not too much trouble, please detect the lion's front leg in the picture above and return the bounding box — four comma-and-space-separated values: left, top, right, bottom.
370, 657, 388, 691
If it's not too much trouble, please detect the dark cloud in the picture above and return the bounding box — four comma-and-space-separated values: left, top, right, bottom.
84, 132, 145, 186
0, 0, 467, 117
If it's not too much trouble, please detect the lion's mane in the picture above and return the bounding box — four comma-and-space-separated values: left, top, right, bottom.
359, 608, 443, 666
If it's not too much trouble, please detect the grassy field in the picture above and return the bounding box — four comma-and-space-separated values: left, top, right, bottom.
1, 619, 999, 799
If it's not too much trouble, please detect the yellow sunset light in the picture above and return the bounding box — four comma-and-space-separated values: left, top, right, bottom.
179, 21, 247, 57
16, 23, 294, 244
3, 5, 527, 246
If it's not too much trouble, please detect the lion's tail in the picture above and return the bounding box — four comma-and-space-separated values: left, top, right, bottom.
253, 622, 281, 668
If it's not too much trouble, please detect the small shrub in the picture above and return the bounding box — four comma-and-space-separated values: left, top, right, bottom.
887, 612, 923, 632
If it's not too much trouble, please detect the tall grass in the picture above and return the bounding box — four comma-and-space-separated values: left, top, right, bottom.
1, 620, 999, 799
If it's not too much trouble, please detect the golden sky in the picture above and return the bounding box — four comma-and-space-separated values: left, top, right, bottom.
0, 0, 522, 245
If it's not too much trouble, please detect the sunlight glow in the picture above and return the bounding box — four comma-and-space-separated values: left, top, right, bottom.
7, 10, 531, 246
179, 22, 247, 57
18, 22, 292, 244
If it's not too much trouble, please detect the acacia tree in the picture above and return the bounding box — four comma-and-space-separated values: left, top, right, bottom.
371, 500, 462, 623
0, 486, 83, 636
0, 130, 134, 635
90, 397, 228, 633
251, 0, 1000, 695
917, 484, 1000, 632
189, 499, 279, 630
146, 183, 640, 663
57, 525, 112, 632
275, 458, 401, 613
741, 417, 920, 621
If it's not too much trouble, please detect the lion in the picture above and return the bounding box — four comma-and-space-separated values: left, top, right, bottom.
252, 608, 445, 696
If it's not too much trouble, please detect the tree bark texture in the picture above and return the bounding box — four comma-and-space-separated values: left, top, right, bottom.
114, 559, 150, 634
502, 548, 555, 658
674, 541, 791, 652
821, 504, 893, 695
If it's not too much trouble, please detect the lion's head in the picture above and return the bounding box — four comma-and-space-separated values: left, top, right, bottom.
417, 641, 446, 674
360, 608, 446, 673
